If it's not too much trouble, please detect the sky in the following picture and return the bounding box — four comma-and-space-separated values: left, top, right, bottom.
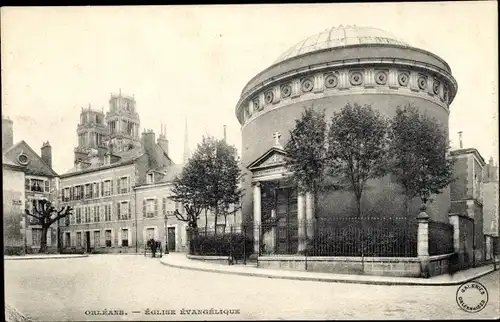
2, 2, 498, 174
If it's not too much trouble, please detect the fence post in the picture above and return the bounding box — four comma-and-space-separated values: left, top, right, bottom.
417, 205, 430, 278
229, 225, 233, 265
243, 224, 247, 265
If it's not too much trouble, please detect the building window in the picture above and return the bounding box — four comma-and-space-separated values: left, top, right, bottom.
25, 178, 30, 190
65, 232, 71, 247
45, 180, 50, 193
94, 231, 100, 247
94, 205, 100, 222
32, 228, 42, 246
76, 232, 82, 247
103, 180, 111, 196
76, 208, 81, 224
147, 173, 154, 184
94, 182, 100, 198
85, 183, 92, 199
84, 207, 91, 223
119, 176, 128, 194
31, 179, 44, 192
118, 201, 130, 220
105, 230, 112, 247
104, 204, 112, 221
63, 188, 70, 202
144, 198, 157, 218
74, 185, 83, 200
121, 229, 129, 247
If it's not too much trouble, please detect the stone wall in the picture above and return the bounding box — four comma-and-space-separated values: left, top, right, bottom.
257, 256, 423, 277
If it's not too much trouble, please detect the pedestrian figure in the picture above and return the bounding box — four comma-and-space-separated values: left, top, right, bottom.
149, 238, 157, 258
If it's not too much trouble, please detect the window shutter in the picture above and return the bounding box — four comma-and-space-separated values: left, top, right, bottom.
90, 207, 94, 223
111, 229, 115, 247
128, 177, 131, 193
70, 187, 74, 200
110, 180, 114, 195
154, 199, 158, 217
128, 229, 132, 246
128, 202, 131, 219
117, 179, 121, 194
96, 182, 100, 198
101, 181, 104, 197
143, 199, 146, 218
90, 184, 94, 198
117, 202, 121, 220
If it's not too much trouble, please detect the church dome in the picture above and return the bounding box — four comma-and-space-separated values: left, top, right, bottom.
274, 25, 410, 64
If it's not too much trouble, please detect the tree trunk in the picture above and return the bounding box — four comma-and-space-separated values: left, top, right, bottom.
39, 225, 49, 254
214, 207, 218, 235
356, 196, 364, 272
204, 208, 208, 234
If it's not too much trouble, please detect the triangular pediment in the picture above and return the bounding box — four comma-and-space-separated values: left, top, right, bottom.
3, 140, 58, 177
247, 147, 288, 172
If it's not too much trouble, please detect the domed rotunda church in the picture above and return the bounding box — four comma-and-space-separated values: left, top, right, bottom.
235, 25, 457, 256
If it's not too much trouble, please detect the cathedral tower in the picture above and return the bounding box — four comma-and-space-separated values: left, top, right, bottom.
105, 90, 141, 153
74, 104, 108, 162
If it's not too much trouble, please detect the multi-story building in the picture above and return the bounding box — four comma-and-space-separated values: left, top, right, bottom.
2, 117, 60, 252
450, 148, 487, 265
59, 91, 193, 253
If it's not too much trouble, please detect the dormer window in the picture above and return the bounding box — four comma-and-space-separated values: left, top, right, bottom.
147, 173, 154, 184
104, 154, 111, 165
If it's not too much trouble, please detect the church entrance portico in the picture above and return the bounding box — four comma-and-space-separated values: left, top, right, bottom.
248, 133, 315, 256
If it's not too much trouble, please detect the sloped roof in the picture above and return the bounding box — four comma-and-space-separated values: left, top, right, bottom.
3, 140, 58, 177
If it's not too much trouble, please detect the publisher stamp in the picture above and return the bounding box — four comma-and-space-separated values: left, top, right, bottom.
456, 281, 488, 313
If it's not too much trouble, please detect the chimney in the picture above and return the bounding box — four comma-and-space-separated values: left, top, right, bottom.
142, 129, 157, 168
223, 125, 227, 142
458, 131, 463, 149
157, 124, 169, 156
41, 141, 52, 167
2, 117, 14, 150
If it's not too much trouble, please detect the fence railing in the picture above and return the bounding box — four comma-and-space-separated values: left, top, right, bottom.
188, 216, 418, 259
428, 220, 454, 256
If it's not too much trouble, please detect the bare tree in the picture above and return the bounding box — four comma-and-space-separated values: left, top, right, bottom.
25, 200, 73, 253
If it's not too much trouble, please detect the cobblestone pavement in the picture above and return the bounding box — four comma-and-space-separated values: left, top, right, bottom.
5, 255, 499, 321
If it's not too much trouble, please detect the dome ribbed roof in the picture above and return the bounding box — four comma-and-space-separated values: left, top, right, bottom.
274, 25, 410, 64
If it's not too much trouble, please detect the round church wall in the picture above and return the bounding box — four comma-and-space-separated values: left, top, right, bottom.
236, 26, 457, 226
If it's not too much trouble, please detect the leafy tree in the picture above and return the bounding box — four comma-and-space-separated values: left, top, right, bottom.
326, 103, 389, 264
389, 104, 456, 213
170, 155, 207, 229
284, 107, 328, 196
24, 200, 73, 253
170, 135, 242, 234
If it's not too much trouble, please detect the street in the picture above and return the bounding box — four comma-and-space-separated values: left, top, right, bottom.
5, 255, 500, 321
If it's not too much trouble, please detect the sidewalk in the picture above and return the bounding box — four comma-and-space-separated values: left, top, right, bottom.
5, 254, 88, 260
160, 253, 499, 286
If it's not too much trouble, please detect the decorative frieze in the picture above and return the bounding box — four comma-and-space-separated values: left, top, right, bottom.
240, 66, 453, 125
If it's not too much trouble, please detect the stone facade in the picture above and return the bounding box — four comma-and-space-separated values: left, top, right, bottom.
235, 26, 458, 233
2, 159, 26, 248
2, 123, 60, 252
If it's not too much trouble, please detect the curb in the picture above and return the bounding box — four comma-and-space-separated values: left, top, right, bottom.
4, 254, 89, 261
160, 259, 497, 286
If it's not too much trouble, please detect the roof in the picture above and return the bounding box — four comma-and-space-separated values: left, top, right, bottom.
2, 140, 58, 177
2, 155, 24, 170
274, 25, 410, 64
450, 148, 486, 166
135, 164, 185, 189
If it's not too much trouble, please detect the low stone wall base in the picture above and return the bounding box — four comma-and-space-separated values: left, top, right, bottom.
257, 256, 434, 277
187, 254, 231, 265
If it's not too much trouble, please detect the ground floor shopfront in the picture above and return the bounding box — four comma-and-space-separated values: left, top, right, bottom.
60, 218, 189, 253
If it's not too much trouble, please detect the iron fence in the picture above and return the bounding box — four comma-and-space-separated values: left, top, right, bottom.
189, 216, 418, 259
428, 220, 454, 256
